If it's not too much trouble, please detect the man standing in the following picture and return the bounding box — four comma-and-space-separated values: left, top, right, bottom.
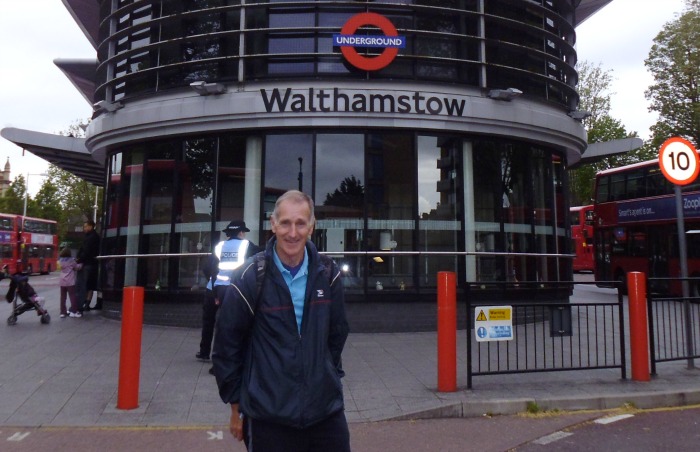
197, 220, 259, 371
76, 220, 100, 312
213, 191, 350, 451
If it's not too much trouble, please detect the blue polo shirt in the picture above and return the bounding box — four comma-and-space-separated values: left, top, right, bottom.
273, 247, 309, 334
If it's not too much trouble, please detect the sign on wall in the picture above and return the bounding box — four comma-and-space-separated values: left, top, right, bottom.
333, 13, 406, 71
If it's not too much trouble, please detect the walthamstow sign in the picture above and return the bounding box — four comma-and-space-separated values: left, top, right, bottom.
333, 12, 406, 71
259, 87, 468, 117
256, 13, 469, 118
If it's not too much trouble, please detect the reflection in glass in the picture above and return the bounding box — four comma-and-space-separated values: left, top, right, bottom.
366, 133, 414, 290
176, 138, 216, 290
123, 150, 145, 287
418, 136, 459, 286
467, 141, 562, 284
142, 143, 178, 289
315, 134, 365, 292
263, 134, 313, 226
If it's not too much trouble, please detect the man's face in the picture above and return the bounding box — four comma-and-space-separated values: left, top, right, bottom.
271, 199, 314, 264
83, 223, 93, 233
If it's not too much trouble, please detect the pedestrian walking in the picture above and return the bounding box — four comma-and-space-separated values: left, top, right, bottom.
213, 190, 350, 451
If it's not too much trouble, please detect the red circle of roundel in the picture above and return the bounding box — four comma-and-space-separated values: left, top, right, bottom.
339, 12, 399, 71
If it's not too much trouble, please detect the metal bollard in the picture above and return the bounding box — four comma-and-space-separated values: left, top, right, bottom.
437, 271, 457, 392
627, 272, 650, 382
117, 286, 145, 409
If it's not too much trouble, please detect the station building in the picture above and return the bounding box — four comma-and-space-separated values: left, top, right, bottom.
2, 1, 616, 331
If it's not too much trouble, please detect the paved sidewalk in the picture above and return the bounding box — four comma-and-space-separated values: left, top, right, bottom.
1, 275, 700, 427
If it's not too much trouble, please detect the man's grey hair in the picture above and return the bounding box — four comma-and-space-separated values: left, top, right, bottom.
271, 190, 315, 225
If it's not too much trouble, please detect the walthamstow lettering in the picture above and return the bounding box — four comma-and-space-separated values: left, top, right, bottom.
260, 88, 466, 117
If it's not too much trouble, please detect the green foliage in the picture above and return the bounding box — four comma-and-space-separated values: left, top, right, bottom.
575, 60, 614, 127
569, 62, 638, 205
526, 401, 540, 414
0, 175, 27, 214
43, 165, 102, 242
0, 119, 103, 243
645, 1, 700, 147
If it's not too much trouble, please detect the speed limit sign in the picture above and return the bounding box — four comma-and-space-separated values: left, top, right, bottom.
659, 137, 699, 185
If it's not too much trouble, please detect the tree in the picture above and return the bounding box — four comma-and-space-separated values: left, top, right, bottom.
0, 175, 27, 214
324, 175, 365, 209
645, 0, 700, 149
40, 165, 102, 243
568, 62, 636, 205
575, 60, 614, 128
28, 178, 61, 221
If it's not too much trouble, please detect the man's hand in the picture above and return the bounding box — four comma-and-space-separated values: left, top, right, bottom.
229, 403, 244, 441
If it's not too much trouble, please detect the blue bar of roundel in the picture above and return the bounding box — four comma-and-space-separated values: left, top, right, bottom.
332, 34, 406, 48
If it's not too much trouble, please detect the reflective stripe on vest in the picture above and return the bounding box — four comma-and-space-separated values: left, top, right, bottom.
213, 239, 249, 286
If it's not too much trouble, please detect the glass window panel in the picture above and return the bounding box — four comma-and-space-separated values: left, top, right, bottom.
531, 148, 555, 282
366, 133, 414, 291
610, 173, 626, 201
215, 134, 262, 245
418, 136, 459, 286
101, 152, 125, 292
142, 142, 179, 289
269, 13, 314, 28
120, 149, 145, 287
263, 134, 313, 224
176, 137, 217, 290
319, 12, 353, 27
471, 142, 507, 282
217, 135, 249, 226
269, 37, 314, 54
314, 134, 365, 293
595, 175, 609, 203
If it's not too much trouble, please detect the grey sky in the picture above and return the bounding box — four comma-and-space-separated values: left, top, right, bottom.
0, 0, 688, 195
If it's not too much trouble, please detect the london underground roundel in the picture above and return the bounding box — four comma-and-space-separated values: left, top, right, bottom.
659, 137, 700, 186
333, 13, 406, 71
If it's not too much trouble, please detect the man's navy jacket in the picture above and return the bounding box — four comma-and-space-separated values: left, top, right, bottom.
212, 238, 349, 429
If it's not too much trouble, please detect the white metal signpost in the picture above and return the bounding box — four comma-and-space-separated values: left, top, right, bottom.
658, 136, 699, 368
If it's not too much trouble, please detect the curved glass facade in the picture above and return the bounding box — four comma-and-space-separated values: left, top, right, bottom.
101, 131, 568, 302
97, 0, 577, 108
90, 0, 585, 329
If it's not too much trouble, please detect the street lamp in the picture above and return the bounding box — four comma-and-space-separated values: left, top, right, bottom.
23, 172, 48, 217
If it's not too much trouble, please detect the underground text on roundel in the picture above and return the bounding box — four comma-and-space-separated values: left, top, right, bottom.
260, 88, 467, 116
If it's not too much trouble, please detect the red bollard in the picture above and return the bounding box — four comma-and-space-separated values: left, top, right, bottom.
117, 286, 145, 409
437, 271, 457, 392
627, 272, 650, 382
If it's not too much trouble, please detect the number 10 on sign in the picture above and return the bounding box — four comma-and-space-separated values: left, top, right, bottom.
659, 137, 699, 186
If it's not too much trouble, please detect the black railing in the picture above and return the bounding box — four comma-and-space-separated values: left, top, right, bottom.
465, 281, 626, 388
647, 277, 700, 373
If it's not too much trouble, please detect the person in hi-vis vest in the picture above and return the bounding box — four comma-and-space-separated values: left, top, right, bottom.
197, 220, 260, 366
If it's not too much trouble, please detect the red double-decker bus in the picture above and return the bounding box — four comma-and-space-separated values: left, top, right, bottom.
593, 158, 700, 295
0, 213, 58, 275
570, 205, 594, 272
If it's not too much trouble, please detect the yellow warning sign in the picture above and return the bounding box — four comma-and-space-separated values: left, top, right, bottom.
476, 310, 487, 321
488, 308, 511, 321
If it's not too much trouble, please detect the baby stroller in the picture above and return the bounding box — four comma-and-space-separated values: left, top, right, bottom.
5, 268, 50, 326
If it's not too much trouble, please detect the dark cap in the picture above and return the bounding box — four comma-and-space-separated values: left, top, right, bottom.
222, 220, 250, 235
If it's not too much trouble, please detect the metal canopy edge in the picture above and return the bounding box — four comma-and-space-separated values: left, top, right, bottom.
0, 127, 104, 186
569, 137, 644, 169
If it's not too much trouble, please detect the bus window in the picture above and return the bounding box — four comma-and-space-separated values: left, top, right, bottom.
610, 174, 626, 201
595, 176, 609, 203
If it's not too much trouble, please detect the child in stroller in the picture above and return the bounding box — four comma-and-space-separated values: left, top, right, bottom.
5, 265, 50, 325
